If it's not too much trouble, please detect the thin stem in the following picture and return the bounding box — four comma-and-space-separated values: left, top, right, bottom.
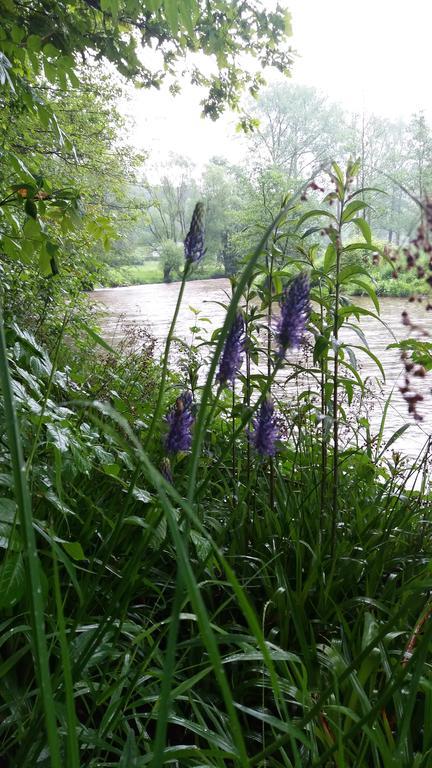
319, 281, 327, 535
331, 196, 345, 557
232, 382, 236, 505
144, 260, 191, 451
245, 294, 252, 487
267, 245, 275, 512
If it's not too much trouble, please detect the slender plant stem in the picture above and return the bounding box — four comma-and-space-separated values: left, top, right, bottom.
319, 282, 327, 538
144, 260, 191, 452
245, 294, 252, 487
267, 244, 275, 512
331, 194, 345, 557
232, 382, 236, 504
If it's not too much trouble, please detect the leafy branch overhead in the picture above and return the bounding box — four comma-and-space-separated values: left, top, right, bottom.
0, 0, 294, 119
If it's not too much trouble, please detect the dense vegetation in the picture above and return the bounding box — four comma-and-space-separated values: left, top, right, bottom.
105, 86, 432, 292
2, 2, 432, 767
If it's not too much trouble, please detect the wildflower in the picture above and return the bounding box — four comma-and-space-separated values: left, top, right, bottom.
165, 391, 194, 454
184, 202, 205, 263
248, 398, 279, 457
276, 273, 310, 357
216, 313, 245, 386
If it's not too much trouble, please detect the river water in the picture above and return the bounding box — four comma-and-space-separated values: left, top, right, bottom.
91, 279, 432, 458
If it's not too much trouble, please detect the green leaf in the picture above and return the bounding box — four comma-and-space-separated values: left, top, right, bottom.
27, 34, 41, 52
100, 0, 119, 21
342, 200, 369, 223
24, 199, 38, 219
296, 209, 337, 230
46, 424, 70, 452
338, 264, 370, 284
344, 242, 380, 252
119, 727, 138, 766
0, 553, 25, 609
323, 244, 336, 272
349, 279, 380, 313
102, 463, 121, 477
43, 43, 59, 59
62, 541, 85, 561
39, 249, 54, 277
23, 216, 42, 239
43, 60, 57, 84
381, 424, 411, 455
350, 344, 386, 380
78, 320, 117, 355
0, 498, 17, 524
313, 334, 329, 363
132, 487, 152, 504
351, 217, 372, 243
179, 0, 198, 36
164, 0, 179, 34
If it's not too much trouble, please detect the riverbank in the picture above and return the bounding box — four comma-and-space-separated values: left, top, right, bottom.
100, 262, 428, 297
104, 260, 225, 287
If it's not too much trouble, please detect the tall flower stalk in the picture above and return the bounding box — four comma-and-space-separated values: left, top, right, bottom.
276, 272, 310, 358
216, 312, 245, 387
165, 391, 194, 455
249, 397, 279, 457
142, 203, 205, 454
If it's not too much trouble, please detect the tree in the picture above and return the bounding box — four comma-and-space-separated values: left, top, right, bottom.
159, 238, 183, 282
141, 156, 198, 248
0, 0, 294, 121
201, 158, 243, 272
0, 0, 294, 302
0, 68, 143, 331
246, 83, 347, 177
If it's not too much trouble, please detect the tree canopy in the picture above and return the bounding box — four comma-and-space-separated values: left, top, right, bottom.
0, 0, 293, 119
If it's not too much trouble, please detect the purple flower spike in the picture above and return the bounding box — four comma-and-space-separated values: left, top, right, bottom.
217, 313, 245, 386
165, 391, 194, 454
276, 273, 310, 357
184, 203, 205, 263
249, 398, 279, 457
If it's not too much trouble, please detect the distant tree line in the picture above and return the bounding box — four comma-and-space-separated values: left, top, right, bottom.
112, 84, 432, 279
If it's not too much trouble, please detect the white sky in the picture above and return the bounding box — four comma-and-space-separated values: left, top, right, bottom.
122, 0, 432, 168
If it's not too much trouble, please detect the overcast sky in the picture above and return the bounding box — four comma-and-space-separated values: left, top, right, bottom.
122, 0, 432, 168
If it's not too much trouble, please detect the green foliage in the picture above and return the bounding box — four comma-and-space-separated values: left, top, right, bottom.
159, 238, 183, 282
1, 171, 432, 765
2, 1, 432, 763
0, 0, 293, 120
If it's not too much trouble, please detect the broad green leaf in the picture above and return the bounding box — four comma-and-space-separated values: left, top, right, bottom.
39, 249, 53, 277
338, 264, 370, 284
323, 244, 336, 271
313, 334, 329, 363
24, 199, 38, 219
349, 279, 380, 313
296, 209, 337, 229
62, 541, 85, 561
0, 498, 16, 524
351, 216, 372, 243
164, 0, 179, 34
342, 200, 369, 223
0, 554, 25, 609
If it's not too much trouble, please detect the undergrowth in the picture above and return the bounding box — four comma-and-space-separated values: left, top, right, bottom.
1, 163, 432, 768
